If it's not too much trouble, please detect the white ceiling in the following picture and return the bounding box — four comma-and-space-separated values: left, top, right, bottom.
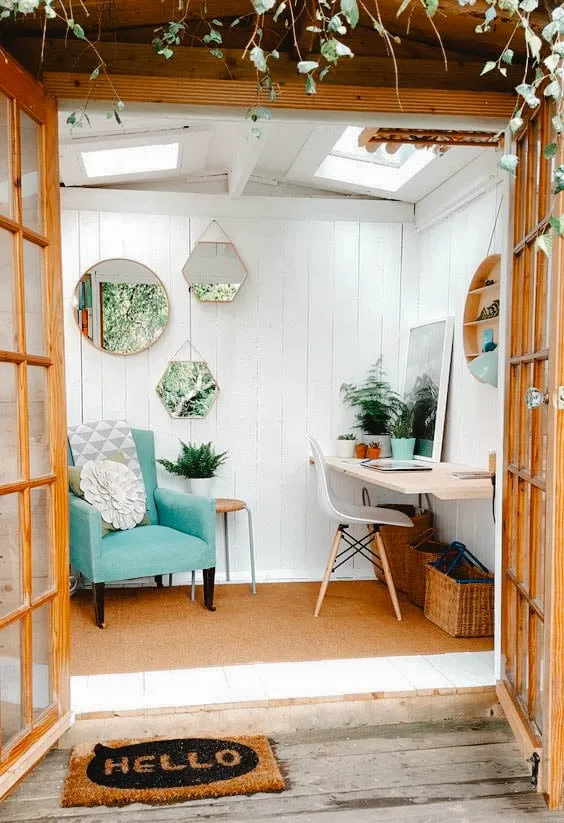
58, 104, 501, 204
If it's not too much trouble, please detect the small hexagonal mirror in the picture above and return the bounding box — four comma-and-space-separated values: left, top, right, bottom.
156, 360, 219, 418
183, 223, 247, 303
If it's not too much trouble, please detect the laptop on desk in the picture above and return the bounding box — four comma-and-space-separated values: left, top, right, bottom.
361, 459, 433, 472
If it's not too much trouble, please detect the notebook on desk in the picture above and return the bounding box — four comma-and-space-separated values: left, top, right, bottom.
361, 459, 433, 472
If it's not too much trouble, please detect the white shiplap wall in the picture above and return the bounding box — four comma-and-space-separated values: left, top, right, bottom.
62, 164, 502, 581
408, 155, 504, 572
62, 208, 408, 582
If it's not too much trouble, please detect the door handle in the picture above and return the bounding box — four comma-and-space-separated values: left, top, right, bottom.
525, 387, 548, 410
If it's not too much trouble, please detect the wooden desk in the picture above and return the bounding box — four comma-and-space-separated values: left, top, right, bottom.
325, 457, 493, 501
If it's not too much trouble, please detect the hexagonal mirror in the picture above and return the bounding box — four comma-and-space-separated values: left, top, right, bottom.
156, 360, 219, 418
183, 223, 247, 303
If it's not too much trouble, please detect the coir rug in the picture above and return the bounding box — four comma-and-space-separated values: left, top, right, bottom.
61, 735, 285, 808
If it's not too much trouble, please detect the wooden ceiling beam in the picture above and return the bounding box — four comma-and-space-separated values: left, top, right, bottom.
4, 37, 520, 94
42, 71, 515, 118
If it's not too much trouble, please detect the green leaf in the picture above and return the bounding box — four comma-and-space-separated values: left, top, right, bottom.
397, 0, 411, 16
509, 116, 523, 134
273, 1, 286, 21
519, 0, 538, 10
245, 106, 273, 122
544, 53, 560, 71
70, 22, 86, 40
554, 165, 564, 194
516, 82, 540, 108
424, 0, 438, 16
211, 18, 223, 25
335, 40, 354, 57
271, 49, 280, 59
481, 61, 496, 75
553, 114, 564, 133
320, 39, 338, 62
328, 14, 343, 32
499, 153, 519, 175
297, 60, 320, 73
544, 142, 558, 159
543, 20, 558, 43
159, 46, 174, 59
230, 18, 240, 26
307, 25, 322, 31
340, 0, 359, 28
203, 29, 222, 44
89, 66, 100, 80
209, 48, 224, 58
501, 48, 514, 64
552, 42, 564, 57
252, 0, 277, 12
319, 66, 331, 80
305, 74, 317, 94
549, 215, 564, 235
525, 27, 542, 60
250, 46, 268, 72
544, 80, 561, 99
66, 113, 76, 126
113, 107, 122, 126
535, 233, 553, 258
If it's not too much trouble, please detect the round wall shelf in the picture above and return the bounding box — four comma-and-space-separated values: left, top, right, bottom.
463, 254, 501, 369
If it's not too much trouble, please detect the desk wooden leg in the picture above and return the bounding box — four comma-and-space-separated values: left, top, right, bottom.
374, 531, 402, 621
314, 527, 342, 617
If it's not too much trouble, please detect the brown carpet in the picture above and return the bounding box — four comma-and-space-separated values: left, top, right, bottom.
71, 581, 493, 676
61, 736, 285, 808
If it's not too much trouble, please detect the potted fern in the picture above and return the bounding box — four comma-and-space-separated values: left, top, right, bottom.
388, 403, 416, 461
340, 359, 403, 458
158, 441, 228, 497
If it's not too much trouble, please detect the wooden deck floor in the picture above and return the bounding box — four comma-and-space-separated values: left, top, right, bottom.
1, 719, 562, 822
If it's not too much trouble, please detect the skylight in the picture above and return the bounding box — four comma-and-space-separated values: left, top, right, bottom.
81, 142, 180, 179
315, 126, 436, 193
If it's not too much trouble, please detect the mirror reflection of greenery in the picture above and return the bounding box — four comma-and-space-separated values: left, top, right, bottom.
101, 282, 168, 354
407, 379, 439, 441
191, 283, 239, 301
157, 361, 218, 418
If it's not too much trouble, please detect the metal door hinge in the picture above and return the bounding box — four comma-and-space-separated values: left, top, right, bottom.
527, 752, 541, 788
558, 387, 564, 410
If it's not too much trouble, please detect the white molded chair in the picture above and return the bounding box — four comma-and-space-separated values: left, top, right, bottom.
307, 435, 413, 620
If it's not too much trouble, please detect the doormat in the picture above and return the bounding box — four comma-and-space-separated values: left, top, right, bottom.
61, 735, 285, 808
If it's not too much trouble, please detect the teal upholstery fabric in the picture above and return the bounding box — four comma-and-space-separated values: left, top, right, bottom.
68, 427, 216, 584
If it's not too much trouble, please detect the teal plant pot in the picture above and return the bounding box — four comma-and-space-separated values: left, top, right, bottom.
391, 438, 416, 460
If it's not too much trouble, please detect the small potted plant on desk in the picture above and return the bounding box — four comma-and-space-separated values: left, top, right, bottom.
340, 359, 401, 458
366, 441, 381, 460
389, 403, 416, 460
335, 433, 356, 458
158, 440, 228, 497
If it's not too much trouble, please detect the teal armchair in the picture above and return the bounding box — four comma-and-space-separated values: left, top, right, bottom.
68, 428, 216, 628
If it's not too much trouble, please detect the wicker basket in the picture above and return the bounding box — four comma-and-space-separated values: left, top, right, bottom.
374, 507, 433, 593
406, 529, 450, 608
424, 556, 494, 637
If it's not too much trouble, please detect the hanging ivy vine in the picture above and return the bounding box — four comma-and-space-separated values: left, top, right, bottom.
1, 0, 563, 251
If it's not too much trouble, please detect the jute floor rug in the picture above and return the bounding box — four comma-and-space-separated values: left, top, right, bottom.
61, 735, 285, 808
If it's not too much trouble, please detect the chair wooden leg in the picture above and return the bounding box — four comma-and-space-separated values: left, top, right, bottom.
203, 567, 216, 612
154, 575, 164, 588
314, 526, 343, 617
92, 583, 106, 629
374, 531, 402, 621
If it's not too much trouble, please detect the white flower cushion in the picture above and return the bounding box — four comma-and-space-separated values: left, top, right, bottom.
79, 459, 146, 531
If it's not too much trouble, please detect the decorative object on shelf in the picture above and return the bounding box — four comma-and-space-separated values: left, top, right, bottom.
463, 254, 502, 379
481, 328, 494, 352
366, 441, 381, 460
469, 346, 498, 388
477, 298, 500, 321
158, 440, 228, 498
403, 318, 454, 462
335, 433, 356, 458
183, 221, 248, 303
79, 459, 146, 530
388, 403, 416, 461
340, 359, 403, 458
73, 259, 169, 355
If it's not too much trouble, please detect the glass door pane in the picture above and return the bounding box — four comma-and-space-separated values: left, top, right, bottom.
23, 241, 46, 356
0, 229, 15, 352
31, 486, 53, 599
0, 93, 11, 219
0, 620, 24, 750
0, 494, 22, 619
27, 366, 50, 478
32, 603, 52, 720
0, 363, 20, 485
19, 111, 42, 234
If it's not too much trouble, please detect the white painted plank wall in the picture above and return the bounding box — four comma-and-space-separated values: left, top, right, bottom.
407, 159, 504, 572
62, 210, 408, 583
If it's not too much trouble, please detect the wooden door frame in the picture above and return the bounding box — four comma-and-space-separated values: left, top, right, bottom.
0, 54, 71, 800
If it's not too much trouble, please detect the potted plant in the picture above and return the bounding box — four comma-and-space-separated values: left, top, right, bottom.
409, 380, 438, 458
388, 403, 416, 460
340, 359, 403, 458
335, 433, 356, 458
355, 442, 368, 459
157, 440, 228, 497
366, 441, 381, 460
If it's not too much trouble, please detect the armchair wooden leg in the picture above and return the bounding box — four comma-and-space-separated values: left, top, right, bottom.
203, 567, 216, 612
93, 583, 106, 629
154, 575, 164, 588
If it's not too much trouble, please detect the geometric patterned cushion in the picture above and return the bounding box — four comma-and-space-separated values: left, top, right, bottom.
67, 420, 143, 482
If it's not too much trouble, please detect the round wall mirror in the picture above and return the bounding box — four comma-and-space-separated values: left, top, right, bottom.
74, 259, 169, 355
